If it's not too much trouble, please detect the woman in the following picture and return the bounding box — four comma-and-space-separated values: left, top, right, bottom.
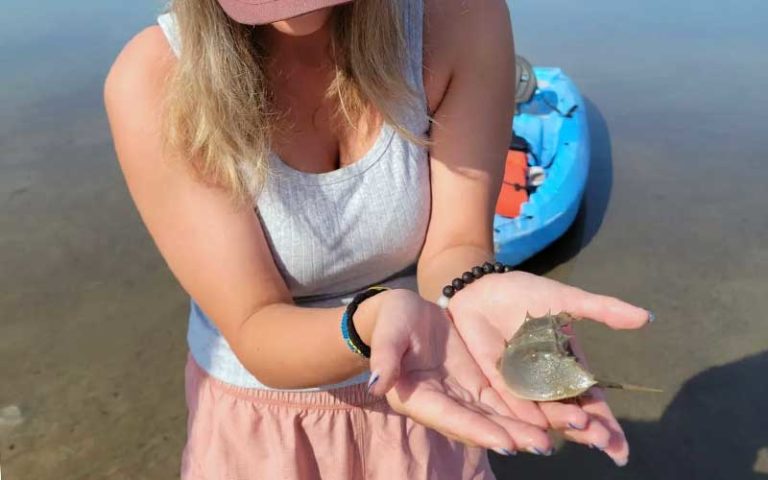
104, 0, 651, 477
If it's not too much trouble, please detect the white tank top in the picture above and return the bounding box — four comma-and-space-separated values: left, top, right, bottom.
157, 0, 431, 390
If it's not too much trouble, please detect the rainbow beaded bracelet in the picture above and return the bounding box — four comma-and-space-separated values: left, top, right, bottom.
340, 286, 390, 359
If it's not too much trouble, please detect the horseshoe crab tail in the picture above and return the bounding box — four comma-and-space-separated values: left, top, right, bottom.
595, 379, 663, 393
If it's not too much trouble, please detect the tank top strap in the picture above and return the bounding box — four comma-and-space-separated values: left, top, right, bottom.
400, 0, 428, 115
157, 12, 182, 58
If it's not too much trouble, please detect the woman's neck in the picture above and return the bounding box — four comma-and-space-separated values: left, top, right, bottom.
261, 19, 334, 70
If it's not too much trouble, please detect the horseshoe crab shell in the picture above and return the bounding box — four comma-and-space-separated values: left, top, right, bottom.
497, 312, 659, 401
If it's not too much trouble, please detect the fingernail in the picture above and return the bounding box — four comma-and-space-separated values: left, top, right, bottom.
568, 422, 586, 430
647, 310, 656, 323
492, 448, 516, 456
366, 372, 380, 392
614, 457, 629, 467
590, 443, 608, 451
528, 447, 553, 456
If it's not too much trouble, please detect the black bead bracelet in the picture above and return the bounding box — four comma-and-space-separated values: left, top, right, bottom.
436, 261, 513, 308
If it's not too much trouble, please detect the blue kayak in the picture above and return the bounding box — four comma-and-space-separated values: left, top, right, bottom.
493, 67, 590, 266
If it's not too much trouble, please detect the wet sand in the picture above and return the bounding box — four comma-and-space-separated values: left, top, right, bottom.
1, 0, 767, 478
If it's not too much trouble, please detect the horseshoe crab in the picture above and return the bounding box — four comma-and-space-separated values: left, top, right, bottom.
498, 312, 660, 401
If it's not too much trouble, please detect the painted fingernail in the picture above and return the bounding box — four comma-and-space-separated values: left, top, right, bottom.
528, 447, 553, 456
492, 448, 516, 456
647, 310, 656, 323
568, 422, 586, 430
366, 372, 380, 392
614, 456, 629, 467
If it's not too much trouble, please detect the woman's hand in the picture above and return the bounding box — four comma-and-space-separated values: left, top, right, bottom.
445, 271, 652, 466
366, 289, 552, 455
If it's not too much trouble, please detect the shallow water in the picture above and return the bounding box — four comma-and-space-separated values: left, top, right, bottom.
1, 0, 767, 478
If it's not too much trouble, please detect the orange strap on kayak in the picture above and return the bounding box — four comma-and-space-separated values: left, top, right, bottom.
495, 150, 528, 218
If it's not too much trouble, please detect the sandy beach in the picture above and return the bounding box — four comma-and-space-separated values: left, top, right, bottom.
1, 0, 767, 478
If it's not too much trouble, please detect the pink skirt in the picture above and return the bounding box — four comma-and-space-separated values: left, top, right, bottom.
181, 355, 496, 480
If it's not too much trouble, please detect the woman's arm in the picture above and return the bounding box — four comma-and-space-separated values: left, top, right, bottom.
101, 21, 559, 455
414, 5, 651, 462
103, 26, 385, 389
417, 0, 515, 301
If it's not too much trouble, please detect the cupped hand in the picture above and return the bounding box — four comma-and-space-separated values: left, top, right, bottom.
367, 288, 551, 455
446, 270, 652, 466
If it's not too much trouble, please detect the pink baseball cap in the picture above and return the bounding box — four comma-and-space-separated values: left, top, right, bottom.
217, 0, 354, 25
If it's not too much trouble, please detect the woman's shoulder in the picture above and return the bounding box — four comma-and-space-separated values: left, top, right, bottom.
421, 0, 511, 112
423, 0, 511, 54
103, 24, 176, 111
103, 24, 181, 180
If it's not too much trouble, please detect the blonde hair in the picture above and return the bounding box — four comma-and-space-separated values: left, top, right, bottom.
161, 0, 426, 205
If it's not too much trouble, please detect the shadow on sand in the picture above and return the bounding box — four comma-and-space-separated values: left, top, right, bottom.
491, 350, 768, 479
518, 97, 614, 276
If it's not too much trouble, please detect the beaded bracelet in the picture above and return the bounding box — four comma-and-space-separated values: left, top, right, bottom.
341, 286, 390, 359
436, 261, 513, 309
